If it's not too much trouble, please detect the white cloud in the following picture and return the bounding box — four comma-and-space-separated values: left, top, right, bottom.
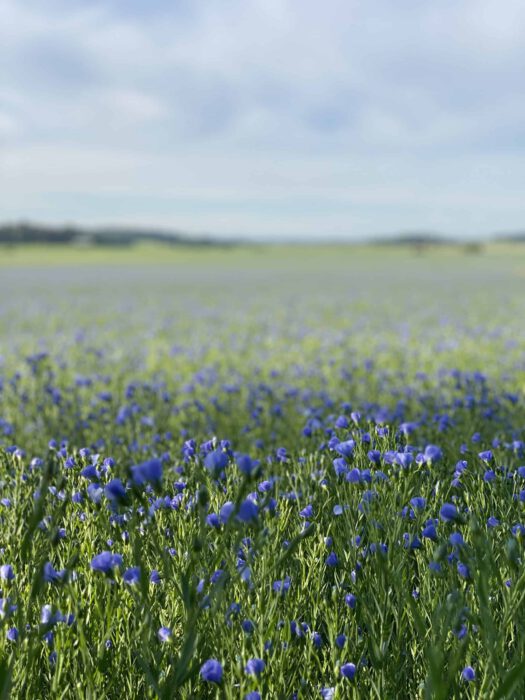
1, 0, 524, 238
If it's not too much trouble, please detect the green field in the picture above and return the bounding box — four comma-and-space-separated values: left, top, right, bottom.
1, 243, 525, 698
1, 240, 525, 267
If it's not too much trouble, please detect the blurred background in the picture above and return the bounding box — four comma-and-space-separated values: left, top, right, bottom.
1, 0, 524, 246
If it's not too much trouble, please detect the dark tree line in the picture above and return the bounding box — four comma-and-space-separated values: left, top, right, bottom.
0, 223, 233, 247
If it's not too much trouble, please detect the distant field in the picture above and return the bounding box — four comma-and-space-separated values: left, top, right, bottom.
1, 240, 525, 268
1, 242, 525, 698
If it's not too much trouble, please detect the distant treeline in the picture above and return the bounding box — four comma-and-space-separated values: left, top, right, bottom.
371, 232, 525, 246
0, 223, 233, 247
0, 222, 524, 247
370, 232, 455, 246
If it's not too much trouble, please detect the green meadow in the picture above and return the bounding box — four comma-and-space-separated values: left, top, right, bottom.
0, 242, 525, 698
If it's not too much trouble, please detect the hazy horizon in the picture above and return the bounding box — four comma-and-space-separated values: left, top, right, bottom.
2, 0, 525, 240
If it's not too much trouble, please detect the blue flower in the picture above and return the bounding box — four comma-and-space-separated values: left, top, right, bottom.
335, 633, 346, 648
333, 458, 348, 477
340, 662, 356, 680
157, 626, 172, 642
200, 658, 223, 683
276, 447, 288, 462
290, 620, 306, 638
244, 693, 261, 700
368, 450, 381, 464
219, 501, 235, 524
449, 532, 464, 547
273, 576, 291, 594
104, 478, 126, 501
404, 533, 422, 550
346, 468, 361, 483
335, 440, 355, 458
299, 504, 314, 518
43, 562, 66, 583
396, 452, 413, 469
150, 570, 161, 584
512, 524, 525, 537
478, 450, 493, 463
335, 415, 349, 428
236, 454, 258, 475
457, 562, 470, 579
123, 567, 140, 585
87, 483, 103, 504
461, 666, 475, 681
206, 513, 220, 528
242, 619, 255, 634
210, 569, 225, 585
439, 503, 458, 522
80, 466, 100, 481
237, 499, 259, 523
41, 605, 56, 625
204, 449, 229, 474
422, 522, 438, 540
90, 552, 123, 574
410, 497, 426, 510
326, 552, 338, 567
131, 458, 162, 486
453, 624, 467, 640
345, 593, 357, 609
6, 627, 18, 642
312, 631, 323, 648
244, 658, 265, 676
424, 445, 443, 464
0, 565, 15, 581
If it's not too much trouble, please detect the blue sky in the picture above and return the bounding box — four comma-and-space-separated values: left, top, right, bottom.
1, 0, 524, 240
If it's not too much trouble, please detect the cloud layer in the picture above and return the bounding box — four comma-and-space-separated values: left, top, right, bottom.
1, 0, 525, 239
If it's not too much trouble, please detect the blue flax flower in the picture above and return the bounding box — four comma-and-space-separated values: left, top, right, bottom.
131, 458, 163, 486
6, 627, 18, 642
157, 626, 172, 642
43, 562, 66, 583
244, 658, 265, 676
340, 662, 356, 680
200, 659, 223, 683
424, 444, 443, 464
440, 503, 458, 522
0, 565, 15, 581
238, 499, 258, 523
104, 478, 126, 502
90, 552, 123, 574
204, 449, 228, 474
462, 666, 475, 681
326, 552, 338, 567
123, 567, 140, 585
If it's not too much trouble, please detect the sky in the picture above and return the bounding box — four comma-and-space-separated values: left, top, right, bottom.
1, 0, 525, 241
